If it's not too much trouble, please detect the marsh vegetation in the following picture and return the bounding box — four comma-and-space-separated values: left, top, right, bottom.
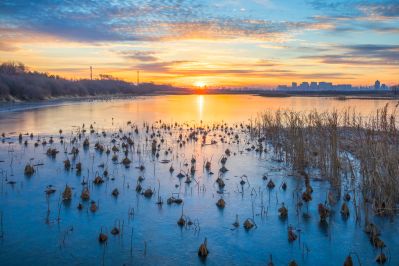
0, 99, 398, 265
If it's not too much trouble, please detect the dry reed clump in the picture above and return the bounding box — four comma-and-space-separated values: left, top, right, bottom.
341, 202, 350, 218
216, 198, 225, 208
98, 232, 108, 243
90, 201, 97, 212
219, 166, 228, 173
301, 190, 312, 209
93, 175, 104, 185
328, 191, 337, 205
243, 218, 255, 230
24, 164, 35, 176
81, 187, 90, 200
344, 193, 351, 201
112, 188, 119, 197
278, 203, 288, 218
197, 238, 209, 258
83, 138, 89, 148
253, 105, 399, 217
75, 162, 82, 173
71, 146, 79, 156
267, 179, 275, 189
375, 253, 387, 264
64, 159, 71, 170
177, 172, 185, 178
216, 177, 225, 188
46, 148, 59, 157
112, 145, 119, 152
318, 203, 330, 222
343, 255, 353, 266
287, 226, 297, 242
122, 157, 131, 166
45, 185, 56, 195
167, 197, 183, 205
190, 165, 195, 175
370, 234, 385, 248
185, 175, 192, 184
177, 216, 186, 226
205, 161, 211, 171
62, 185, 72, 201
365, 222, 380, 238
111, 227, 120, 235
143, 188, 153, 198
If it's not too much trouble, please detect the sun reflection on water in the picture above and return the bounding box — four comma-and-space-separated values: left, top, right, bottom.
197, 95, 204, 120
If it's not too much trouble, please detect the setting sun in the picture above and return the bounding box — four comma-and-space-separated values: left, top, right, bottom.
194, 81, 206, 88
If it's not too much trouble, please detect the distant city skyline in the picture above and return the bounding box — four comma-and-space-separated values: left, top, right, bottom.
276, 80, 389, 91
0, 0, 398, 88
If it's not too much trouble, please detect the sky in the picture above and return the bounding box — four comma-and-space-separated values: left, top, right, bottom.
0, 0, 398, 88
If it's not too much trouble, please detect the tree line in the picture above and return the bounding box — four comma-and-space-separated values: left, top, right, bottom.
0, 62, 183, 101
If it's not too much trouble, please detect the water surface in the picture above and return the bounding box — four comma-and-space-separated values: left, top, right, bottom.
0, 94, 396, 134
0, 95, 397, 266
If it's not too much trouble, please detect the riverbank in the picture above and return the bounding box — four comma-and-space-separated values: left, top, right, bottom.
1, 91, 398, 115
255, 90, 399, 100
0, 90, 193, 113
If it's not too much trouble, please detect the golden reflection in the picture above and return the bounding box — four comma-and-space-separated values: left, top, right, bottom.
197, 95, 204, 119
1, 95, 396, 135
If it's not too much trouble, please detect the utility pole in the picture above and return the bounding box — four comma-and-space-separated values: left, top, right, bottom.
90, 66, 93, 80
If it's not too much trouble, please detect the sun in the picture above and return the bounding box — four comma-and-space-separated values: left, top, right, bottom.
194, 81, 206, 88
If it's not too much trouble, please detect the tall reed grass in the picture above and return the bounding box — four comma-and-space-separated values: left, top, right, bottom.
253, 104, 399, 216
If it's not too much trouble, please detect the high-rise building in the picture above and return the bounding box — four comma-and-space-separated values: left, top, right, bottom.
319, 82, 333, 90
299, 82, 309, 90
292, 82, 297, 88
375, 80, 381, 90
310, 82, 318, 90
277, 85, 288, 90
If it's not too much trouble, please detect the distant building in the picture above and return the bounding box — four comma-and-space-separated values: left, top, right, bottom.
299, 82, 309, 90
334, 84, 352, 90
319, 82, 333, 90
310, 82, 318, 90
375, 80, 381, 90
275, 80, 376, 91
277, 85, 288, 90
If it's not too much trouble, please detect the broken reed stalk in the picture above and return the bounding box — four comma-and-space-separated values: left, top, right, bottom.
130, 227, 134, 257
57, 193, 62, 223
0, 210, 3, 239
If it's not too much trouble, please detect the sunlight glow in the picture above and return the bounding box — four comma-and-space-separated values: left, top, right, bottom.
197, 95, 204, 119
194, 81, 206, 88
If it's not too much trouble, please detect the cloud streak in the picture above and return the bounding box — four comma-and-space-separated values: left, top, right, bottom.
300, 44, 399, 66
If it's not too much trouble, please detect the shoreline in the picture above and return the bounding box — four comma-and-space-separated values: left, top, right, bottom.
0, 91, 190, 113
1, 91, 397, 114
0, 94, 137, 113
